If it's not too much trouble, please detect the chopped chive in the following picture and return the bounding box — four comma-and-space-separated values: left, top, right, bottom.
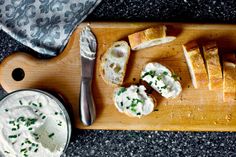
161, 85, 167, 89
131, 108, 136, 113
126, 96, 130, 100
156, 75, 162, 80
42, 116, 46, 119
9, 121, 14, 124
33, 133, 38, 136
39, 103, 42, 107
4, 150, 10, 153
34, 148, 38, 152
20, 148, 26, 152
29, 147, 32, 151
117, 87, 127, 96
120, 102, 123, 107
142, 70, 156, 78
12, 128, 17, 131
60, 111, 63, 115
32, 103, 37, 107
39, 113, 43, 116
55, 112, 58, 115
5, 109, 8, 112
126, 106, 129, 109
19, 100, 23, 105
48, 133, 55, 138
137, 112, 141, 115
8, 135, 17, 138
21, 143, 24, 146
163, 71, 168, 75
16, 124, 20, 129
28, 128, 32, 130
148, 81, 153, 85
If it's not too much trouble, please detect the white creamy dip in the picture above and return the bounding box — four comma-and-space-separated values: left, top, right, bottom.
114, 85, 155, 118
141, 63, 182, 98
80, 26, 97, 60
0, 90, 69, 157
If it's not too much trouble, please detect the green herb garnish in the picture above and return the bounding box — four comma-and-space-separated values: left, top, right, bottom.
161, 85, 167, 89
39, 103, 42, 107
120, 102, 123, 106
5, 109, 8, 112
55, 112, 58, 115
19, 100, 23, 105
32, 103, 37, 107
117, 87, 127, 96
12, 128, 17, 131
171, 73, 180, 81
142, 70, 156, 78
4, 150, 10, 154
126, 96, 130, 100
48, 133, 55, 138
8, 135, 17, 138
42, 116, 46, 119
163, 71, 168, 75
148, 81, 153, 85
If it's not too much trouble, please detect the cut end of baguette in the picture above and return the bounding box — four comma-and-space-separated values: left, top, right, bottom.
223, 61, 236, 102
128, 26, 176, 51
202, 42, 222, 90
113, 85, 156, 118
182, 41, 208, 89
100, 41, 130, 86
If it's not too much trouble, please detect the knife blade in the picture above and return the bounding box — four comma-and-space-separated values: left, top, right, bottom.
79, 26, 97, 126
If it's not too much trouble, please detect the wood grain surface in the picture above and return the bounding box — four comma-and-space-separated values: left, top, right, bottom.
0, 22, 235, 131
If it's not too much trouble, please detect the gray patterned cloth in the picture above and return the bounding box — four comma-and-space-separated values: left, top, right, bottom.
0, 0, 101, 56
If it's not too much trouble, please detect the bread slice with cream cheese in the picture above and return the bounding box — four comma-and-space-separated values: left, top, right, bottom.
182, 41, 208, 88
202, 42, 222, 90
113, 85, 156, 118
100, 41, 130, 86
140, 62, 182, 98
128, 26, 176, 51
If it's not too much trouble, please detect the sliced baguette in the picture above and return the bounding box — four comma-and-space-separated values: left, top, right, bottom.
128, 26, 176, 51
113, 85, 156, 118
202, 42, 222, 90
100, 41, 130, 86
140, 62, 182, 99
182, 41, 208, 88
223, 61, 236, 102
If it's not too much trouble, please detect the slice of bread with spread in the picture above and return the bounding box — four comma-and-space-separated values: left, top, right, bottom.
100, 41, 130, 86
140, 62, 182, 98
202, 42, 222, 90
113, 85, 156, 118
223, 61, 235, 102
128, 26, 176, 51
182, 41, 208, 88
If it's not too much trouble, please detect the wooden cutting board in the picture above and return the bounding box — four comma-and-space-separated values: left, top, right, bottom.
0, 22, 235, 131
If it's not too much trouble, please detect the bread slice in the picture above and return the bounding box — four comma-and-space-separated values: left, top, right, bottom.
128, 26, 176, 51
182, 41, 208, 88
100, 41, 130, 86
113, 85, 156, 118
202, 42, 222, 90
140, 62, 182, 99
223, 61, 236, 102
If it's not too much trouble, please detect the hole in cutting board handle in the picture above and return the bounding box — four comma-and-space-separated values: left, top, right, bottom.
12, 68, 25, 81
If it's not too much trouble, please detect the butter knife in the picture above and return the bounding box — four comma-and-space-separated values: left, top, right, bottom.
79, 26, 97, 126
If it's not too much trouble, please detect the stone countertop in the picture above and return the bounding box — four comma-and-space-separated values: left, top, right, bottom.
0, 0, 236, 156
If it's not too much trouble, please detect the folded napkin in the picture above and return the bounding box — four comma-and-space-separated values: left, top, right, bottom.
0, 0, 101, 56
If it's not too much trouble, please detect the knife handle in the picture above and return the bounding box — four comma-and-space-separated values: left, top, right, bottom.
79, 78, 96, 126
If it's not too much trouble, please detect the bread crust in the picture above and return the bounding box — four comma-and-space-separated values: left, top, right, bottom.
183, 41, 208, 88
100, 41, 130, 86
202, 42, 222, 90
223, 61, 236, 102
128, 26, 175, 50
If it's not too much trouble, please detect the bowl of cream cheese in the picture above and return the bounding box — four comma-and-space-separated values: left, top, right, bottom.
0, 89, 71, 157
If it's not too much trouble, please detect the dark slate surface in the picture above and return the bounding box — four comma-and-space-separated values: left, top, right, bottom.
0, 0, 236, 156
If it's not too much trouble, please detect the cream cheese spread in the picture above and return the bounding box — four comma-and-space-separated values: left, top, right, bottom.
80, 26, 97, 60
141, 63, 182, 98
114, 85, 155, 118
0, 90, 68, 157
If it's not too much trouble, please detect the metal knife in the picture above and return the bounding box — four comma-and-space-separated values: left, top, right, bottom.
79, 26, 97, 126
